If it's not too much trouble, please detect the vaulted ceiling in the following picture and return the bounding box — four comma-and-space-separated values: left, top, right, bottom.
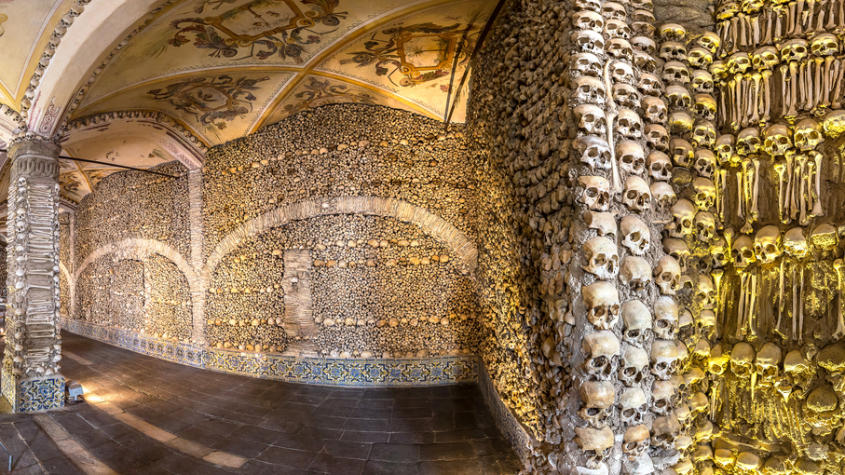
0, 0, 493, 202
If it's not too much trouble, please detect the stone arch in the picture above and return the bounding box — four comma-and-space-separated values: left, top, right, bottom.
202, 196, 478, 282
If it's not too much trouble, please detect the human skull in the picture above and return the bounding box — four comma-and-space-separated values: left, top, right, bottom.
779, 38, 809, 63
577, 176, 611, 211
823, 109, 845, 138
698, 310, 716, 339
619, 344, 649, 386
620, 256, 651, 292
727, 52, 752, 74
652, 379, 677, 415
607, 38, 634, 61
690, 70, 714, 94
652, 339, 682, 380
754, 225, 781, 265
623, 176, 651, 212
709, 235, 730, 267
693, 149, 716, 178
616, 108, 644, 140
670, 138, 694, 167
623, 425, 650, 460
582, 330, 621, 380
762, 456, 789, 475
736, 127, 762, 155
696, 31, 720, 53
658, 22, 686, 42
750, 45, 779, 70
693, 178, 716, 211
654, 255, 681, 295
631, 35, 656, 55
574, 104, 607, 136
732, 235, 756, 269
709, 59, 728, 79
755, 342, 783, 386
663, 238, 691, 273
669, 110, 694, 136
729, 342, 755, 379
633, 50, 657, 74
604, 19, 632, 40
574, 135, 612, 171
762, 124, 792, 156
663, 61, 691, 84
637, 73, 663, 96
692, 120, 717, 148
584, 210, 617, 238
631, 20, 655, 38
784, 349, 816, 396
572, 9, 604, 32
793, 118, 823, 151
570, 52, 603, 79
642, 96, 668, 124
645, 124, 669, 152
575, 0, 601, 12
618, 387, 648, 425
803, 384, 839, 436
659, 41, 687, 62
572, 29, 605, 56
572, 76, 606, 106
574, 426, 614, 466
610, 60, 637, 85
810, 223, 838, 256
622, 300, 652, 345
783, 226, 808, 258
652, 414, 682, 450
666, 85, 692, 111
601, 1, 626, 19
693, 94, 717, 122
688, 391, 709, 415
810, 32, 840, 57
651, 182, 677, 212
579, 381, 616, 428
707, 343, 730, 376
648, 151, 672, 181
583, 236, 619, 279
613, 83, 641, 109
715, 134, 736, 165
620, 215, 651, 256
667, 199, 695, 238
653, 296, 679, 339
583, 281, 620, 330
687, 46, 713, 69
695, 273, 716, 309
617, 140, 646, 175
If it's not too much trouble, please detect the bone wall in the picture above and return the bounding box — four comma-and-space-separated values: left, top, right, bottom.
67, 104, 487, 363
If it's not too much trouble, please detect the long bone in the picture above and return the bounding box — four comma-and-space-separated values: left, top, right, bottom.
603, 61, 622, 193
712, 269, 724, 339
715, 168, 726, 222
784, 153, 795, 223
801, 58, 812, 111
749, 73, 761, 124
751, 159, 761, 220
787, 1, 799, 36
747, 273, 758, 340
762, 9, 774, 43
806, 0, 816, 32
741, 160, 755, 234
791, 156, 805, 221
811, 151, 823, 218
792, 263, 799, 340
789, 61, 800, 117
813, 57, 824, 110
736, 168, 745, 220
833, 58, 845, 109
834, 259, 845, 339
817, 0, 829, 30
737, 272, 749, 339
798, 266, 805, 342
799, 157, 810, 226
780, 64, 792, 118
776, 258, 785, 335
774, 161, 787, 222
761, 70, 773, 122
821, 56, 835, 108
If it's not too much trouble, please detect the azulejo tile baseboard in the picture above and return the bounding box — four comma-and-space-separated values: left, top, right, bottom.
61, 319, 478, 387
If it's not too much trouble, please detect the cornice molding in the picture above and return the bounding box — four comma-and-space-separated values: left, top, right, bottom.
62, 109, 208, 154
19, 0, 92, 116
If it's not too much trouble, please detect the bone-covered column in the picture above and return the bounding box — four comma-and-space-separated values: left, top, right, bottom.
2, 135, 65, 413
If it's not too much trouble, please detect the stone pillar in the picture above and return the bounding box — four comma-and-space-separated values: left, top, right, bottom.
187, 168, 205, 347
2, 136, 64, 413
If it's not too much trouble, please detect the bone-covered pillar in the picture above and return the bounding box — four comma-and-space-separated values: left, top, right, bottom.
2, 135, 64, 413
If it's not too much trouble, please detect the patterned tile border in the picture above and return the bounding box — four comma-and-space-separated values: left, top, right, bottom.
61, 319, 478, 387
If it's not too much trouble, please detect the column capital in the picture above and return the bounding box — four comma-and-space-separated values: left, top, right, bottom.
8, 134, 60, 159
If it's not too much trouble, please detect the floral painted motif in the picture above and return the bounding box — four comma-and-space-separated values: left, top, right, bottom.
169, 0, 346, 62
284, 77, 374, 115
343, 23, 477, 88
147, 75, 269, 129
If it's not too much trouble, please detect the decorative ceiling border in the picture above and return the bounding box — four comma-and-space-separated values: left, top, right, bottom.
59, 0, 182, 130
19, 0, 92, 117
62, 110, 209, 154
1, 104, 24, 130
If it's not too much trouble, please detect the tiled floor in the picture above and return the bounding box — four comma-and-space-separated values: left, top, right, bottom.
0, 332, 520, 474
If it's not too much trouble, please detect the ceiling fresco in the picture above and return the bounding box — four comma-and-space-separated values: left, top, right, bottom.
0, 0, 74, 109
0, 0, 492, 203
